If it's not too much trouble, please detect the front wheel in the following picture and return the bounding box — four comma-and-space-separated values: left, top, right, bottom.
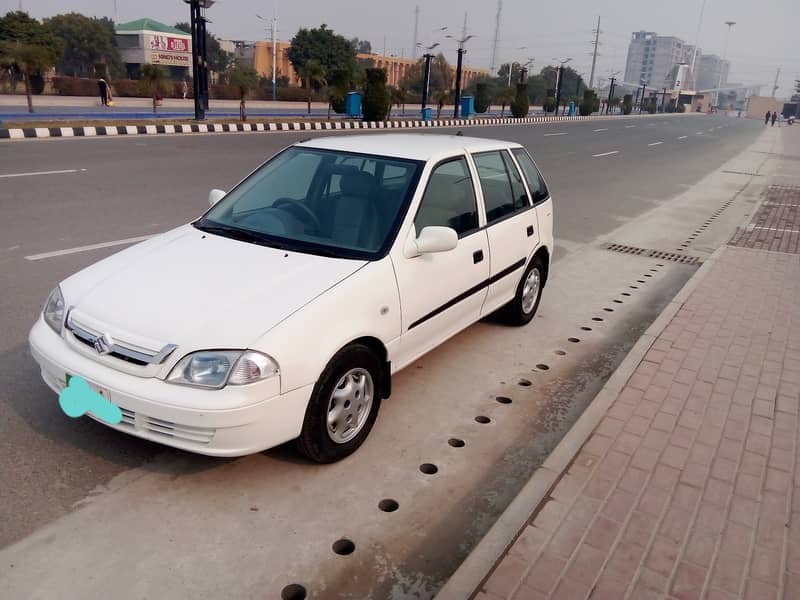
500, 256, 545, 326
295, 344, 383, 463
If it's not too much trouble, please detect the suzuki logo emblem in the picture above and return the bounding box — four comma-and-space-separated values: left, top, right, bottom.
93, 334, 114, 355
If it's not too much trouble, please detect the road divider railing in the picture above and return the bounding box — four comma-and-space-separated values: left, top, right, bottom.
0, 112, 687, 140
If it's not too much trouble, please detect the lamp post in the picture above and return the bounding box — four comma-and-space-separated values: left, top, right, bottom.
184, 0, 214, 120
447, 33, 474, 118
552, 57, 572, 117
716, 21, 735, 108
418, 42, 440, 116
605, 71, 619, 114
256, 11, 279, 101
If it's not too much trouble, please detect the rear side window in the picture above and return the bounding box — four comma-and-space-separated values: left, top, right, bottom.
472, 151, 517, 223
414, 157, 478, 237
512, 148, 550, 203
501, 150, 530, 210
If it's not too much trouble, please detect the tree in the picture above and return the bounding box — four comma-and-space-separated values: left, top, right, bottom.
511, 83, 529, 117
174, 22, 233, 76
140, 63, 168, 112
474, 82, 491, 113
399, 53, 453, 97
297, 58, 326, 114
288, 25, 356, 82
543, 89, 556, 113
497, 62, 522, 86
350, 38, 372, 54
362, 68, 389, 121
327, 67, 351, 114
44, 13, 122, 78
526, 74, 546, 106
622, 94, 633, 115
389, 85, 406, 117
579, 89, 597, 116
0, 11, 61, 112
495, 86, 515, 117
229, 65, 258, 121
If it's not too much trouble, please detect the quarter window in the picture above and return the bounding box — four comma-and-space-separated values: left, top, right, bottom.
511, 148, 550, 204
414, 158, 478, 237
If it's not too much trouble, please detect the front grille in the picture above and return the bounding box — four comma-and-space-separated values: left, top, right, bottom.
65, 309, 177, 367
114, 407, 214, 445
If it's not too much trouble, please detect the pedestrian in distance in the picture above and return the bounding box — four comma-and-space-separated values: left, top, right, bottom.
182, 79, 188, 100
771, 112, 778, 127
98, 78, 109, 107
765, 110, 771, 125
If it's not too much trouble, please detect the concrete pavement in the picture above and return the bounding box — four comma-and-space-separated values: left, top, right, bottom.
0, 114, 769, 597
462, 127, 800, 600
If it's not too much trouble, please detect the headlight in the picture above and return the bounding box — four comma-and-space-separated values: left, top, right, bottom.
166, 350, 279, 389
43, 286, 65, 334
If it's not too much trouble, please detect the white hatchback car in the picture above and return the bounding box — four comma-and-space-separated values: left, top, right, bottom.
30, 134, 554, 462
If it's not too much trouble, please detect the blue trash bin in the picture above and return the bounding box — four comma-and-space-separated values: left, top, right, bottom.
568, 101, 576, 116
345, 92, 362, 118
460, 96, 475, 119
422, 107, 433, 121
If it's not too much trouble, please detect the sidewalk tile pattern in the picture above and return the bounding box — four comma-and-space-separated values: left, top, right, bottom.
478, 245, 800, 599
730, 186, 800, 254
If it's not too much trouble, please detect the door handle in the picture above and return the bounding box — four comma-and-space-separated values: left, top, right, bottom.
527, 225, 534, 237
473, 250, 484, 264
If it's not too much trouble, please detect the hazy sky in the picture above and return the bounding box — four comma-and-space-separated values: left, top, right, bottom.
4, 0, 795, 95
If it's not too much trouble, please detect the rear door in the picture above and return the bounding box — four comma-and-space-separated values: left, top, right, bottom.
471, 150, 539, 315
511, 148, 553, 257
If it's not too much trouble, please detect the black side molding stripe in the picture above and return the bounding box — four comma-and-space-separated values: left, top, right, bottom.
408, 258, 526, 331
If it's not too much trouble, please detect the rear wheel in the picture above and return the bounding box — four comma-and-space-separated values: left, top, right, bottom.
295, 344, 383, 463
500, 256, 545, 326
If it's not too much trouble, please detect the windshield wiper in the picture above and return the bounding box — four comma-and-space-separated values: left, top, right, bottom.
194, 220, 288, 247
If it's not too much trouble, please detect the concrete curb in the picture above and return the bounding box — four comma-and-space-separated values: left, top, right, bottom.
0, 112, 683, 140
435, 245, 726, 600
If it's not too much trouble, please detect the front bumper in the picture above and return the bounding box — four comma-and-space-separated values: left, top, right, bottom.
29, 318, 313, 457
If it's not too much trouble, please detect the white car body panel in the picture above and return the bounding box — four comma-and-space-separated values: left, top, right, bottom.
29, 134, 554, 457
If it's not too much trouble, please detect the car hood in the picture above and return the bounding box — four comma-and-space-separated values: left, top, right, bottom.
62, 225, 367, 350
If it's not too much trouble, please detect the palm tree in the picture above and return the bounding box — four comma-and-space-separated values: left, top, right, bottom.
433, 89, 450, 119
297, 59, 326, 115
389, 86, 406, 118
496, 87, 516, 117
229, 66, 258, 121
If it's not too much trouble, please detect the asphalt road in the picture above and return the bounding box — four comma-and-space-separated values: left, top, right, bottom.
0, 114, 763, 553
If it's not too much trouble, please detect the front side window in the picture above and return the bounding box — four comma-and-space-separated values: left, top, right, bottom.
198, 147, 423, 258
511, 148, 550, 204
414, 157, 478, 237
473, 151, 521, 223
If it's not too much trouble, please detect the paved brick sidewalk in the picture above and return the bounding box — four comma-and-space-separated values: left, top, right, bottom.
477, 187, 800, 599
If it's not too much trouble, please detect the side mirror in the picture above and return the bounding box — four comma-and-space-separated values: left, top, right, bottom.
208, 189, 226, 207
407, 226, 458, 257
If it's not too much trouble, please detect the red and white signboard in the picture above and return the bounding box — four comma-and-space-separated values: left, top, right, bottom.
148, 35, 190, 53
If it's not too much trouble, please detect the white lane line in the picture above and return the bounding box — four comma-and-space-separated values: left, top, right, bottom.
543, 132, 568, 137
0, 168, 87, 179
593, 128, 609, 132
592, 151, 620, 157
697, 131, 704, 135
678, 135, 688, 140
648, 141, 664, 146
625, 125, 636, 128
25, 235, 155, 261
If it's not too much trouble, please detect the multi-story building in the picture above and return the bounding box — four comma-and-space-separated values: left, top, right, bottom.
115, 18, 193, 79
624, 31, 697, 89
695, 54, 730, 92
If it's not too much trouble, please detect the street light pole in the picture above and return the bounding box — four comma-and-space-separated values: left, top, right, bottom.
257, 12, 279, 101
447, 33, 474, 118
689, 0, 707, 84
553, 57, 571, 117
716, 21, 735, 108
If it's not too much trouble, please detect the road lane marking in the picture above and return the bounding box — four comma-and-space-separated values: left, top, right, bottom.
648, 141, 664, 146
0, 168, 87, 179
625, 125, 636, 128
593, 128, 608, 132
592, 151, 619, 157
543, 132, 567, 137
25, 235, 155, 261
678, 136, 688, 139
697, 132, 704, 135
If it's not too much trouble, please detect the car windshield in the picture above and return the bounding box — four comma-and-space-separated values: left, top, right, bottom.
196, 146, 423, 259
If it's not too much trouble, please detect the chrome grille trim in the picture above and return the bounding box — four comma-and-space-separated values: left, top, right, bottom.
65, 309, 177, 366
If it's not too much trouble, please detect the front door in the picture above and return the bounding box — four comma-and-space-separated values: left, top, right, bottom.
391, 156, 490, 370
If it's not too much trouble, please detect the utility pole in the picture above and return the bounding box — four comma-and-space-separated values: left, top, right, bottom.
772, 67, 781, 97
639, 82, 647, 113
660, 87, 667, 112
188, 0, 204, 120
553, 58, 572, 116
589, 15, 600, 89
421, 52, 434, 114
257, 11, 279, 101
689, 0, 708, 85
412, 5, 420, 59
490, 0, 502, 73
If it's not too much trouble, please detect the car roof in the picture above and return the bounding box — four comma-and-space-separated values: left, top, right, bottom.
295, 133, 523, 162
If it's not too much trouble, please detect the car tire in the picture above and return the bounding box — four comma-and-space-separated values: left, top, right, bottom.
500, 256, 545, 326
295, 344, 383, 463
